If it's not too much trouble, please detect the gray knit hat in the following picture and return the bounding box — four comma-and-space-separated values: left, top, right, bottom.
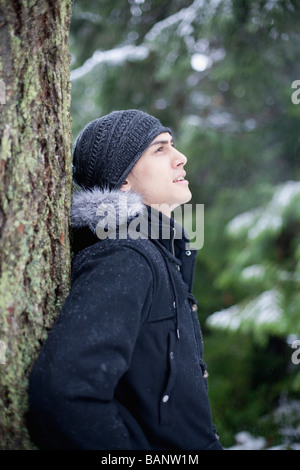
72, 109, 172, 190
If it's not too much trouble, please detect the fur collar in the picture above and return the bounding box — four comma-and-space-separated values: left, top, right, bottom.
71, 187, 146, 234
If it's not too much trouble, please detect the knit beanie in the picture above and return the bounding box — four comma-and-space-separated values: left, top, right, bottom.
72, 109, 172, 190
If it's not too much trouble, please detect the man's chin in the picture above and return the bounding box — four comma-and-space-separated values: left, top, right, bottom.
181, 189, 192, 205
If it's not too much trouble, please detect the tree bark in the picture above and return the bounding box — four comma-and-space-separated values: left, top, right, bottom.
0, 0, 73, 449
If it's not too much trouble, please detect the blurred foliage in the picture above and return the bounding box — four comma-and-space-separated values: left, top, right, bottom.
69, 0, 300, 448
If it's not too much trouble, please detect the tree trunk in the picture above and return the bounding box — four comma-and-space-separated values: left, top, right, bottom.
0, 0, 73, 449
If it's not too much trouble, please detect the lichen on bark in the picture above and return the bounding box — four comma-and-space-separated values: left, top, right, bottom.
0, 0, 73, 449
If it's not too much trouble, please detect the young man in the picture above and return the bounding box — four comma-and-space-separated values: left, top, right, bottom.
27, 109, 222, 450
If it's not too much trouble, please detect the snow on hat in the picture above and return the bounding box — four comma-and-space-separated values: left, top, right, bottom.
72, 109, 172, 190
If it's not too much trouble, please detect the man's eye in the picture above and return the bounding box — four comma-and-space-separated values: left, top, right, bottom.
156, 146, 163, 152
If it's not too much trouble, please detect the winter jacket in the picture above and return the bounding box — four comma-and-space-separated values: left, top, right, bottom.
27, 188, 222, 450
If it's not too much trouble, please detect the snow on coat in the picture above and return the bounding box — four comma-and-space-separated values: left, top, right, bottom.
27, 188, 222, 450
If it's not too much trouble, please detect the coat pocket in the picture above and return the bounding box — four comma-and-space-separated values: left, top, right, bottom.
159, 331, 177, 426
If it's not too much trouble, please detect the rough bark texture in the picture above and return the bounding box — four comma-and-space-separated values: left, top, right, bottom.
0, 0, 73, 449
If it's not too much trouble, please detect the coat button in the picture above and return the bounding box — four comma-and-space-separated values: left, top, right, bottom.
170, 351, 174, 360
203, 369, 209, 378
162, 394, 169, 403
191, 303, 198, 312
185, 250, 192, 256
176, 265, 180, 271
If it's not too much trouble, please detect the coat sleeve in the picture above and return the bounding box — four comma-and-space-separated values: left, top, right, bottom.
27, 245, 153, 450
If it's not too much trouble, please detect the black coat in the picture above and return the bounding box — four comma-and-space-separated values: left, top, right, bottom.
27, 188, 222, 450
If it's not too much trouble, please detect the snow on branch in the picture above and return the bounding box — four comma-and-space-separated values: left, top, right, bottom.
145, 0, 222, 41
71, 44, 149, 81
207, 289, 284, 334
70, 0, 223, 82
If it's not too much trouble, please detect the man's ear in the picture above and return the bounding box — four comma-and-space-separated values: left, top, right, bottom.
120, 180, 132, 192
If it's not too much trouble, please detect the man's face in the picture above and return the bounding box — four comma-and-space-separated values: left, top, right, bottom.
121, 132, 192, 216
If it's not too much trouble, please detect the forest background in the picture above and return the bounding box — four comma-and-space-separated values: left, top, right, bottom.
0, 0, 300, 450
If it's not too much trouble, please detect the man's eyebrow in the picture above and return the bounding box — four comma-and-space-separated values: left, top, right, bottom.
148, 138, 174, 147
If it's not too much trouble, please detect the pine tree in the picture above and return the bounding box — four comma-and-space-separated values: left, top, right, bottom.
0, 0, 73, 449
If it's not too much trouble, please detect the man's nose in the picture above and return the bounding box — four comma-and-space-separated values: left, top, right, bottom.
173, 148, 187, 166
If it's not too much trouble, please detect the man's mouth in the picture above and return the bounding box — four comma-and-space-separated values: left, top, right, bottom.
173, 174, 188, 184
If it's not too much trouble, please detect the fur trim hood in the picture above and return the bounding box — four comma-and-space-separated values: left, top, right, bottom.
71, 187, 146, 234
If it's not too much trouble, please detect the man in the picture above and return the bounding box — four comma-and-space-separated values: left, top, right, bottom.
27, 109, 222, 450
